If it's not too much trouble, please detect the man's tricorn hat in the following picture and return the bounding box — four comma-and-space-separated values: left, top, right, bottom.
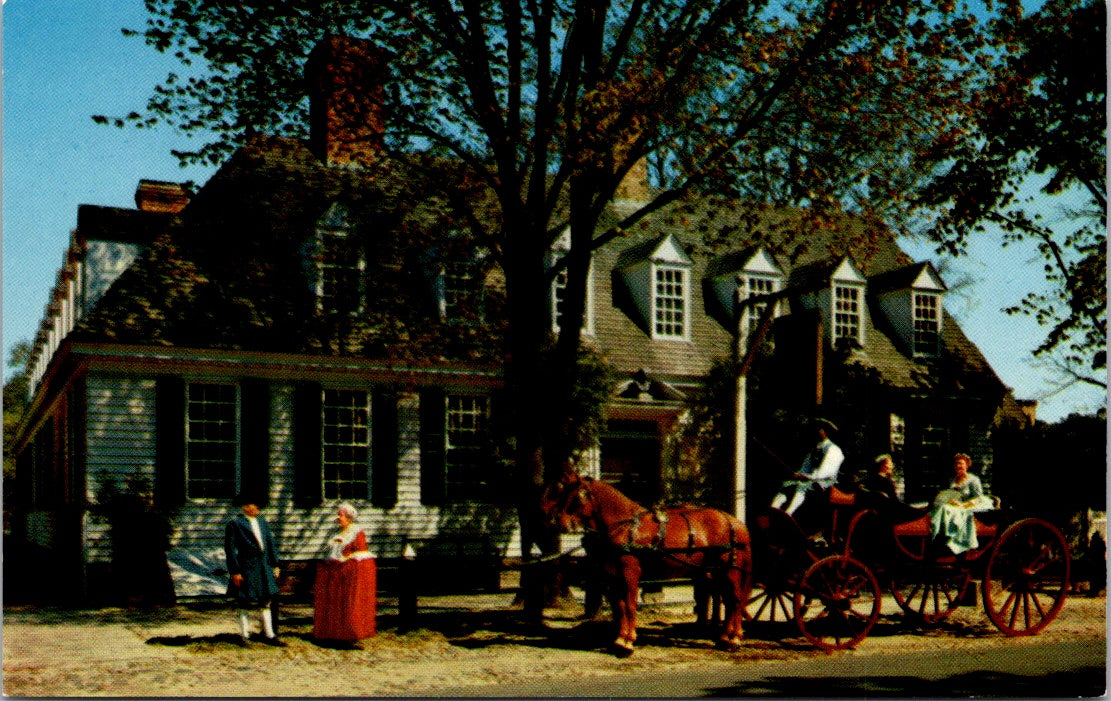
233, 492, 266, 507
814, 417, 839, 434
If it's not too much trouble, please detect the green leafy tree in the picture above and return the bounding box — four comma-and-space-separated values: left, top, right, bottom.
101, 0, 1019, 586
3, 341, 32, 483
914, 0, 1106, 390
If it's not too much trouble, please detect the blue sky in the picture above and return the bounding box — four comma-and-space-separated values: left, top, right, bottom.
2, 0, 1105, 423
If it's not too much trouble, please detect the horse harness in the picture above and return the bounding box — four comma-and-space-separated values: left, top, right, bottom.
577, 481, 748, 570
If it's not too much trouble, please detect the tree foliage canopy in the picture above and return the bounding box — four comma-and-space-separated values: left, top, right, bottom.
101, 0, 1048, 561
915, 0, 1106, 388
107, 0, 1013, 234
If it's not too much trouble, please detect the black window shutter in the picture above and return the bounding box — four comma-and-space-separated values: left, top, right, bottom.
239, 379, 271, 506
293, 381, 323, 507
371, 389, 399, 508
419, 388, 446, 506
154, 376, 186, 508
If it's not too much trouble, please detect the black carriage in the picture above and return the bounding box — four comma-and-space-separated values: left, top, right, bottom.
746, 487, 1072, 651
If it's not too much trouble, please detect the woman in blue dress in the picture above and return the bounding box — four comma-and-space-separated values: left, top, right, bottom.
929, 453, 993, 555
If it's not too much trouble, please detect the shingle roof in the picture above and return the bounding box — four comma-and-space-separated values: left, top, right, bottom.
69, 134, 1005, 399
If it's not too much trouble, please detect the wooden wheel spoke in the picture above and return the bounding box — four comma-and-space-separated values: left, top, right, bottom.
751, 591, 771, 618
1023, 592, 1044, 625
916, 590, 929, 616
774, 593, 791, 621
1007, 591, 1021, 630
841, 574, 870, 598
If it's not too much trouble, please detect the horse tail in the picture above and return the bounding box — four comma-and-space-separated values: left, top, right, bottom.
727, 514, 754, 593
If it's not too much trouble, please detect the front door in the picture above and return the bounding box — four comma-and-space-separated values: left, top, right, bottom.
599, 419, 661, 506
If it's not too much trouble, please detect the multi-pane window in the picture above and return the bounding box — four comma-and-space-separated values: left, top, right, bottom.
832, 284, 863, 346
552, 265, 569, 332
549, 252, 592, 335
186, 383, 238, 499
742, 274, 779, 340
917, 423, 949, 500
653, 266, 687, 338
316, 204, 364, 313
445, 395, 490, 501
322, 389, 370, 500
913, 293, 941, 356
443, 261, 478, 322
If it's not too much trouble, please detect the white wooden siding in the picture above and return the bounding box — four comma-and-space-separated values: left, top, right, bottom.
84, 376, 527, 594
84, 376, 158, 564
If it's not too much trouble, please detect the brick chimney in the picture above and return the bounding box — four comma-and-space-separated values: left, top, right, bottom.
306, 35, 387, 167
134, 180, 190, 213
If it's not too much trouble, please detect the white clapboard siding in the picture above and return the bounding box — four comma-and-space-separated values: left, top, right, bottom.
84, 376, 159, 563
87, 376, 528, 577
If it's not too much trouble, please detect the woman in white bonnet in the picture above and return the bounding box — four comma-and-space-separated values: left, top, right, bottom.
313, 502, 377, 646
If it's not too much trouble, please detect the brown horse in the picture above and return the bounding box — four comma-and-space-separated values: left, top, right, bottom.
541, 471, 752, 654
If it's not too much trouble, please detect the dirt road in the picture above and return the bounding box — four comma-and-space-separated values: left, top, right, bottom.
3, 592, 1105, 697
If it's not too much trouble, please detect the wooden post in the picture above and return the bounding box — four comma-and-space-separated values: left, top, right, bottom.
731, 290, 747, 522
732, 295, 779, 522
814, 319, 824, 406
398, 544, 417, 631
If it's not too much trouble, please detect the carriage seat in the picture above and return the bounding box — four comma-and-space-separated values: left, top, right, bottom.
891, 513, 999, 538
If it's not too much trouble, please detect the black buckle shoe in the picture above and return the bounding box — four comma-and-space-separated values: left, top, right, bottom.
261, 636, 287, 647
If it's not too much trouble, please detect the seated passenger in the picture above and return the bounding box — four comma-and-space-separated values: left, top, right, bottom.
929, 453, 994, 555
858, 454, 922, 523
861, 453, 899, 501
771, 418, 844, 516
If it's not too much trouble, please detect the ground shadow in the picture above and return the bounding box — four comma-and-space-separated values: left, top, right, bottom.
135, 599, 1016, 657
702, 667, 1107, 697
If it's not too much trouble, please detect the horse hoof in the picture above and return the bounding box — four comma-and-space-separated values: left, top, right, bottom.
716, 636, 742, 651
612, 639, 635, 657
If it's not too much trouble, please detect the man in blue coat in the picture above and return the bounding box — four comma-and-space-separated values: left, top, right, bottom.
225, 494, 285, 647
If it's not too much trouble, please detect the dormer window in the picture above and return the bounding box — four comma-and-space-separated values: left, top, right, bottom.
315, 202, 364, 314
871, 261, 947, 359
435, 243, 493, 324
653, 266, 688, 338
741, 273, 781, 339
548, 232, 594, 335
709, 247, 783, 342
913, 292, 941, 356
443, 260, 477, 321
833, 283, 864, 347
617, 233, 693, 341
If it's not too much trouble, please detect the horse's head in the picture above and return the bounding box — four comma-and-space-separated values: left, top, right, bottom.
539, 471, 595, 532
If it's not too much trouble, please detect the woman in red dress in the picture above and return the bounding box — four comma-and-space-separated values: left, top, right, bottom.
313, 503, 376, 647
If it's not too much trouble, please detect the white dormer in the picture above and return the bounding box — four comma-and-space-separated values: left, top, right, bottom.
829, 258, 867, 348
548, 229, 595, 336
794, 257, 867, 348
620, 234, 693, 341
874, 263, 947, 358
710, 248, 784, 338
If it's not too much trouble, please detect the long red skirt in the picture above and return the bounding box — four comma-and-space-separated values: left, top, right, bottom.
313, 558, 377, 641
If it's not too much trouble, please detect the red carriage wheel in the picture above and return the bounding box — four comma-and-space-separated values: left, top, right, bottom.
891, 565, 972, 624
793, 555, 881, 651
746, 580, 797, 623
745, 508, 810, 623
982, 518, 1070, 637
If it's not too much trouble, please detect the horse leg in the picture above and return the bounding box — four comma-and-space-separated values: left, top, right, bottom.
720, 563, 751, 650
693, 573, 722, 629
612, 554, 640, 654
